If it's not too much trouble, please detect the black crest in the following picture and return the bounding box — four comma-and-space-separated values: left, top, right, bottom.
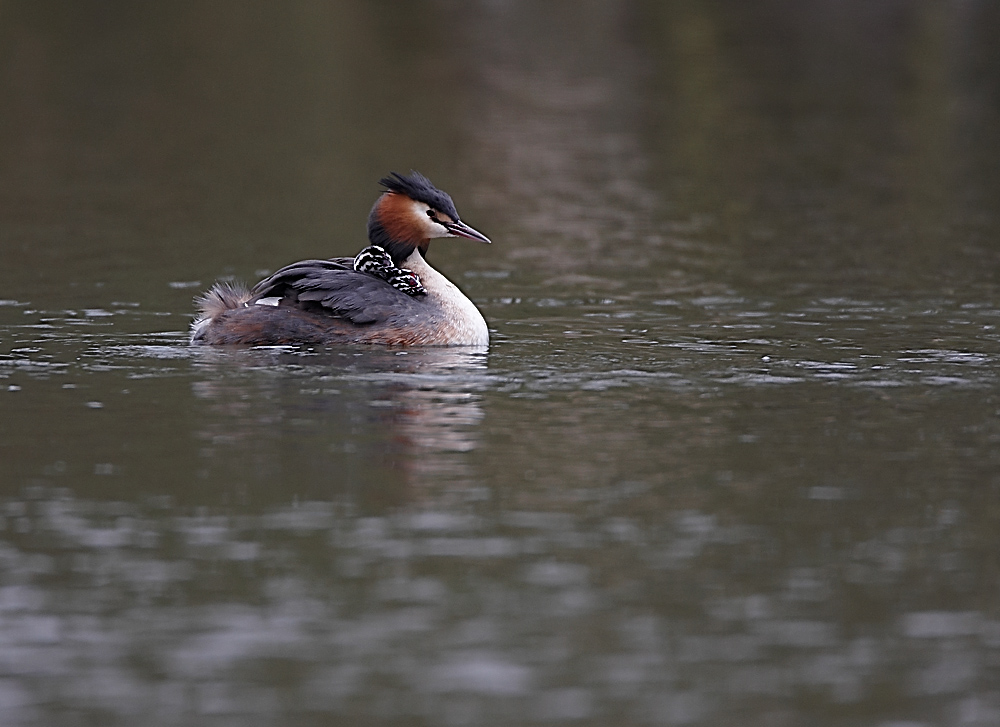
379, 171, 460, 220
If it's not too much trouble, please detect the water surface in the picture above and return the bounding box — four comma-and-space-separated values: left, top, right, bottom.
2, 2, 1000, 725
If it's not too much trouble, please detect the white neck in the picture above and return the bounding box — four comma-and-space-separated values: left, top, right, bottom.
403, 250, 489, 347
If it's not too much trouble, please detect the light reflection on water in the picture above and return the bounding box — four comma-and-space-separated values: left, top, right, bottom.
1, 488, 999, 725
2, 295, 1000, 724
6, 293, 1000, 392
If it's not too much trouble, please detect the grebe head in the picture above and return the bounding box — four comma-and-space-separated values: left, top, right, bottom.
367, 171, 491, 265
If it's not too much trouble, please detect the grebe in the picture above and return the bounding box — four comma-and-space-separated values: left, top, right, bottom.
190, 172, 491, 346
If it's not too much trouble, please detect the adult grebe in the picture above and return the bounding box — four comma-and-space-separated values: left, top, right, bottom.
190, 172, 491, 346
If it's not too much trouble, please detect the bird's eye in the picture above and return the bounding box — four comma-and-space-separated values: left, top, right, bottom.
426, 209, 437, 220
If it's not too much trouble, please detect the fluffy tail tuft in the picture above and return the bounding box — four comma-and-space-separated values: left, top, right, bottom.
190, 281, 251, 342
195, 281, 251, 318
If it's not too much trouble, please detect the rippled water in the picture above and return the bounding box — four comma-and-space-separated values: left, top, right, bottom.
3, 2, 1000, 726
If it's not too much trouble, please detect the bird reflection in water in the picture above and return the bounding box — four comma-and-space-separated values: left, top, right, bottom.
188, 346, 489, 506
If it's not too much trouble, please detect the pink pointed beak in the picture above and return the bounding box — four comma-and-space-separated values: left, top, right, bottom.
444, 220, 492, 244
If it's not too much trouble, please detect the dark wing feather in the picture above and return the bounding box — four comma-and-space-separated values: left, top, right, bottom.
248, 258, 426, 326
